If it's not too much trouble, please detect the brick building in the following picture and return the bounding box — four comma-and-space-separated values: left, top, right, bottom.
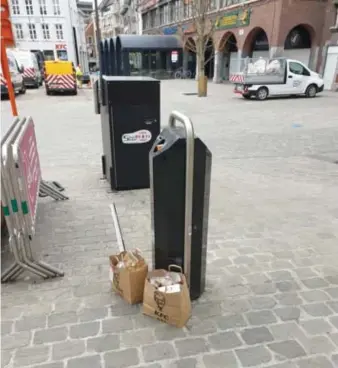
141, 0, 338, 87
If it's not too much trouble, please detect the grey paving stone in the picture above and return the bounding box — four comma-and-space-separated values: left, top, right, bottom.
142, 342, 176, 362
300, 290, 331, 302
164, 358, 198, 368
249, 296, 276, 310
276, 280, 301, 292
67, 354, 101, 368
208, 331, 242, 351
302, 303, 333, 317
1, 350, 13, 367
109, 303, 141, 317
203, 351, 239, 368
193, 302, 223, 318
155, 324, 187, 340
297, 356, 335, 368
87, 334, 120, 352
102, 316, 133, 333
241, 326, 274, 345
327, 301, 338, 313
133, 314, 161, 329
266, 364, 297, 368
268, 271, 293, 281
34, 326, 68, 344
235, 346, 272, 367
304, 335, 336, 354
326, 275, 338, 285
14, 345, 49, 367
275, 307, 301, 321
332, 354, 338, 366
121, 328, 155, 347
52, 340, 86, 360
326, 287, 338, 299
174, 337, 209, 359
246, 310, 277, 325
275, 293, 303, 305
301, 277, 329, 289
15, 315, 46, 332
268, 340, 306, 359
31, 364, 64, 368
2, 331, 31, 350
250, 282, 277, 295
330, 315, 338, 329
215, 314, 247, 330
1, 320, 13, 335
329, 332, 338, 346
48, 312, 78, 327
222, 299, 251, 313
69, 321, 100, 338
78, 307, 108, 322
301, 319, 333, 335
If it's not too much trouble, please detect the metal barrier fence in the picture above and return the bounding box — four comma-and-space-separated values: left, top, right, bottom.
1, 117, 69, 283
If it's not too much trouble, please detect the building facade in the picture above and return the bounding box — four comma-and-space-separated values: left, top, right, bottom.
141, 0, 338, 87
9, 0, 89, 71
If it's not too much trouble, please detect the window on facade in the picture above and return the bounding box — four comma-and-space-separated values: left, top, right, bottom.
150, 9, 156, 28
14, 24, 24, 39
11, 0, 20, 15
25, 0, 33, 15
55, 24, 64, 39
28, 24, 37, 40
173, 0, 180, 21
42, 24, 50, 39
53, 0, 61, 15
163, 4, 169, 24
39, 0, 47, 15
209, 0, 217, 10
184, 1, 192, 18
159, 6, 164, 25
88, 36, 93, 44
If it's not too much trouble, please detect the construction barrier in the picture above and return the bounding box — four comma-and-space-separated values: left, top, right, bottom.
1, 117, 69, 282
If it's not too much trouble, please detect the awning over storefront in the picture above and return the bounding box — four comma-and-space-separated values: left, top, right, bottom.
116, 35, 182, 51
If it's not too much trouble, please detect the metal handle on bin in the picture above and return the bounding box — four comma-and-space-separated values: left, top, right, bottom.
168, 111, 194, 288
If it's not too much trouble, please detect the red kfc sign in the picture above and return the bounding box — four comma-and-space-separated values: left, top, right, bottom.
55, 43, 67, 50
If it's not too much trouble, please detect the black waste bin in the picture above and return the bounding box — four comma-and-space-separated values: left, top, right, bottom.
149, 111, 212, 300
101, 76, 160, 191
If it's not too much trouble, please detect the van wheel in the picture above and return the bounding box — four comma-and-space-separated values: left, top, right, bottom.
71, 89, 78, 96
46, 90, 51, 96
305, 84, 317, 98
256, 87, 268, 101
242, 94, 251, 100
19, 83, 26, 94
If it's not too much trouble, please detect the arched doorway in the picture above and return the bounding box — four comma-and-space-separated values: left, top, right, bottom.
185, 37, 196, 78
219, 32, 238, 81
243, 27, 269, 59
283, 25, 313, 67
205, 38, 214, 79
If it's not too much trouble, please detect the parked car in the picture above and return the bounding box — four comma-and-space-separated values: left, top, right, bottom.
0, 48, 26, 98
12, 49, 42, 88
230, 57, 324, 100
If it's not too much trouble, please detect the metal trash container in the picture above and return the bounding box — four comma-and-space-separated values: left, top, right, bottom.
149, 111, 212, 300
101, 76, 160, 190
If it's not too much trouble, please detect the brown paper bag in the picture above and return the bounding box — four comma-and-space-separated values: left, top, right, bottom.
142, 265, 192, 328
109, 251, 148, 304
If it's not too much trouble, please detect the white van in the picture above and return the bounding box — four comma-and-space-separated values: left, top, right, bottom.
12, 49, 42, 88
0, 49, 26, 97
230, 57, 324, 100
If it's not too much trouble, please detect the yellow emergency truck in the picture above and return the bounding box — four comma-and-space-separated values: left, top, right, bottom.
44, 60, 77, 95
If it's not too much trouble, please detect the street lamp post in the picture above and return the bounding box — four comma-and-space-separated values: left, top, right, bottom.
94, 0, 103, 97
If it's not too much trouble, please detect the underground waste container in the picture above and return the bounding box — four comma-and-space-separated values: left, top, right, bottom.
149, 111, 212, 300
101, 76, 160, 191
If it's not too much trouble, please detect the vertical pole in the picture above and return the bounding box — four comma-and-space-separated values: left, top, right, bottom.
1, 39, 18, 116
94, 0, 102, 75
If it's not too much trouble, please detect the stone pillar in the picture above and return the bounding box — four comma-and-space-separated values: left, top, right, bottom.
166, 53, 171, 71
213, 50, 222, 83
235, 49, 242, 73
309, 46, 319, 71
183, 50, 189, 74
269, 46, 284, 58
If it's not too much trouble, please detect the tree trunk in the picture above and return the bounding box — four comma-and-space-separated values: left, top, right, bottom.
197, 53, 207, 97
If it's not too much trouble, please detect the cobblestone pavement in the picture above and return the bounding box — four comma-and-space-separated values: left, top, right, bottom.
1, 81, 338, 368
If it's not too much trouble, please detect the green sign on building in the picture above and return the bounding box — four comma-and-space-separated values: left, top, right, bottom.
215, 8, 251, 30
